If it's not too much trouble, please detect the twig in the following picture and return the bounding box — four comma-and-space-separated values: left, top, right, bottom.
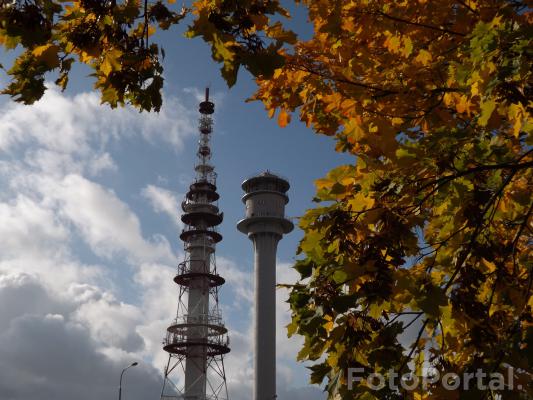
399, 318, 429, 374
511, 201, 533, 275
375, 11, 467, 37
443, 167, 519, 293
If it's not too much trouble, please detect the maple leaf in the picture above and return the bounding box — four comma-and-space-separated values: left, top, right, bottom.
32, 44, 60, 69
278, 109, 291, 127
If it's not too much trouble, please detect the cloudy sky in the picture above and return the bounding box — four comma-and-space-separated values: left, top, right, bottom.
0, 6, 353, 400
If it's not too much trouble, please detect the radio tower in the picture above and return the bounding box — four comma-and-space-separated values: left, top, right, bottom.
160, 89, 230, 400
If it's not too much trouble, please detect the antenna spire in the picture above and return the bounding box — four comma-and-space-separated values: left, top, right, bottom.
160, 91, 229, 400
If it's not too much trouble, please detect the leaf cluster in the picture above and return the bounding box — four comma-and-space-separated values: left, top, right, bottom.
0, 0, 297, 109
251, 1, 532, 399
0, 0, 187, 109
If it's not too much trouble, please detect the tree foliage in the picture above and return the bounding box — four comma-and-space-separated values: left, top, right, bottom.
1, 1, 532, 399
262, 2, 532, 399
0, 0, 293, 110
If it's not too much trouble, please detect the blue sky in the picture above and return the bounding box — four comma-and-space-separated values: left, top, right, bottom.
0, 4, 353, 399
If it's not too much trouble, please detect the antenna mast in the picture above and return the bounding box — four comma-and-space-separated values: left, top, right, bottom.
160, 89, 230, 400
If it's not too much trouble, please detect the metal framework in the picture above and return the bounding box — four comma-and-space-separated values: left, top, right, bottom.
160, 89, 230, 400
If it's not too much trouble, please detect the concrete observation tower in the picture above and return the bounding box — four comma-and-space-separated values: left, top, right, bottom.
237, 172, 294, 400
160, 89, 230, 400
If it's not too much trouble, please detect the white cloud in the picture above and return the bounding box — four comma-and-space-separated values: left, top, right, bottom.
218, 256, 254, 309
133, 262, 182, 369
73, 296, 145, 352
0, 84, 196, 179
0, 86, 190, 400
183, 87, 226, 108
0, 194, 68, 259
0, 84, 195, 153
42, 174, 176, 264
0, 85, 323, 400
276, 262, 306, 362
0, 272, 162, 400
142, 184, 182, 228
0, 273, 68, 325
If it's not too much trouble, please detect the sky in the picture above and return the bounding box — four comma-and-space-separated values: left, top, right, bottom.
0, 3, 354, 400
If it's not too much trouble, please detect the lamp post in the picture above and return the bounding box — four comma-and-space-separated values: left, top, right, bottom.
119, 362, 138, 400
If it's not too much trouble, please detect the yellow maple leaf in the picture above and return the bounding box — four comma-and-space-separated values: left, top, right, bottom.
508, 103, 525, 138
32, 44, 60, 68
478, 98, 496, 126
481, 258, 497, 273
391, 117, 404, 126
402, 36, 413, 57
347, 193, 375, 212
100, 49, 123, 76
470, 80, 480, 97
455, 95, 471, 115
415, 49, 432, 66
384, 34, 401, 53
315, 178, 333, 190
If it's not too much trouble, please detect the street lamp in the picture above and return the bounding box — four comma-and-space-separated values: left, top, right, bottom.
119, 362, 138, 400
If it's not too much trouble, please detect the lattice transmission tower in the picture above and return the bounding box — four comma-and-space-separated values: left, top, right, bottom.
160, 89, 230, 400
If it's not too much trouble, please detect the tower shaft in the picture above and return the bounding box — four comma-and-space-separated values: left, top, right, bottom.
184, 249, 209, 398
237, 173, 294, 400
253, 232, 279, 400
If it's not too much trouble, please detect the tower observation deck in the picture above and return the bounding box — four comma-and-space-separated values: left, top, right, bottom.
161, 89, 230, 400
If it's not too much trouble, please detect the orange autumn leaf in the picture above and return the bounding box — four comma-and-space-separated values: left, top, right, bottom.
278, 109, 291, 127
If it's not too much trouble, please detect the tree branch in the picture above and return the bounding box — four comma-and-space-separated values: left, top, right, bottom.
443, 167, 520, 293
291, 62, 399, 96
511, 200, 533, 275
399, 318, 429, 375
416, 156, 533, 198
375, 11, 467, 37
456, 0, 479, 15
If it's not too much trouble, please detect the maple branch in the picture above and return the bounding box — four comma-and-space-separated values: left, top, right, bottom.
399, 318, 429, 375
487, 271, 499, 315
455, 0, 479, 15
291, 60, 461, 121
426, 223, 468, 249
386, 312, 425, 327
383, 314, 402, 327
424, 249, 439, 274
523, 262, 533, 314
143, 0, 149, 47
346, 205, 383, 216
443, 167, 519, 293
383, 312, 414, 328
392, 311, 425, 315
446, 159, 533, 180
375, 11, 467, 37
402, 313, 424, 330
292, 62, 398, 96
511, 200, 533, 275
417, 157, 533, 196
480, 308, 528, 400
